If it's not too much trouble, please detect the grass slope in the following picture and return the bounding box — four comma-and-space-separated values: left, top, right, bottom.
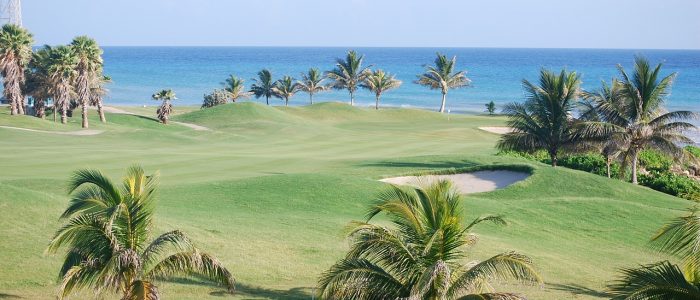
0, 102, 689, 299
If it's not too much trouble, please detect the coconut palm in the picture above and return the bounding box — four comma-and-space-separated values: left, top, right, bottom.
152, 89, 176, 124
486, 101, 496, 115
416, 53, 470, 113
0, 24, 33, 115
250, 69, 274, 105
608, 206, 700, 298
272, 75, 300, 107
26, 46, 52, 119
360, 69, 402, 110
578, 57, 697, 184
326, 50, 371, 106
497, 69, 581, 167
71, 36, 103, 128
222, 75, 252, 103
47, 166, 235, 299
47, 45, 78, 124
90, 74, 110, 123
297, 68, 328, 105
318, 180, 541, 299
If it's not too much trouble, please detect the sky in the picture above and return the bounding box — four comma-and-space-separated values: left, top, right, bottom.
24, 0, 700, 49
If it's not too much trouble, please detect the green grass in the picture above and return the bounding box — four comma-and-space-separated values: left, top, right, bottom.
0, 102, 689, 299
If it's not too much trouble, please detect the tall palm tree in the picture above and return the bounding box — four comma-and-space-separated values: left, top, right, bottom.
47, 166, 235, 299
579, 57, 697, 184
0, 24, 33, 115
318, 180, 541, 299
71, 36, 103, 128
297, 68, 328, 105
360, 69, 402, 110
272, 75, 300, 107
90, 74, 110, 123
152, 89, 176, 124
608, 206, 700, 298
250, 69, 274, 105
497, 69, 581, 167
326, 50, 371, 106
222, 75, 252, 103
416, 53, 470, 113
26, 46, 52, 119
47, 45, 78, 124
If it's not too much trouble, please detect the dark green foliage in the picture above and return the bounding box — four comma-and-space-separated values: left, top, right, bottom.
559, 153, 622, 178
639, 172, 700, 201
485, 101, 496, 115
638, 149, 673, 172
685, 145, 700, 158
201, 89, 229, 108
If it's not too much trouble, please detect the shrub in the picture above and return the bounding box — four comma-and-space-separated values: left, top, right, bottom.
558, 153, 622, 178
202, 89, 229, 108
639, 171, 700, 201
685, 145, 700, 158
497, 150, 550, 163
638, 149, 673, 172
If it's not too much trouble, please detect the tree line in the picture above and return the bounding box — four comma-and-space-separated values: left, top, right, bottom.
0, 24, 108, 128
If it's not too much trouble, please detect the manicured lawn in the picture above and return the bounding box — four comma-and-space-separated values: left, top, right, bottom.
0, 102, 688, 299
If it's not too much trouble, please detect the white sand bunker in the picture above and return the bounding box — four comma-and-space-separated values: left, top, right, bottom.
380, 170, 530, 194
478, 127, 513, 134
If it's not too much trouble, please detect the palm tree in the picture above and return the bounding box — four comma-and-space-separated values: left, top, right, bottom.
250, 69, 274, 105
222, 75, 252, 103
272, 75, 300, 107
152, 89, 176, 124
497, 69, 581, 167
360, 69, 402, 110
0, 24, 33, 115
486, 101, 497, 115
416, 53, 470, 113
326, 50, 371, 106
90, 74, 110, 123
47, 45, 78, 124
26, 46, 52, 119
47, 166, 235, 299
579, 57, 697, 184
318, 180, 541, 299
608, 206, 700, 298
297, 68, 328, 105
71, 36, 103, 128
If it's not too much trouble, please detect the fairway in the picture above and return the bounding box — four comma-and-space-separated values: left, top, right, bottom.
0, 102, 689, 299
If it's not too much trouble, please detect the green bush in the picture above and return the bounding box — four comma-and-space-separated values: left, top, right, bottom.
639, 171, 700, 201
558, 153, 622, 178
638, 149, 673, 172
685, 145, 700, 158
496, 150, 550, 163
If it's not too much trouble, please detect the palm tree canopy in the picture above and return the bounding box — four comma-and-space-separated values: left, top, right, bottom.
608, 261, 700, 300
222, 75, 252, 101
297, 68, 328, 94
318, 180, 541, 300
360, 69, 402, 96
0, 23, 33, 67
152, 89, 176, 101
47, 45, 78, 81
47, 166, 235, 299
497, 69, 581, 160
272, 75, 300, 100
250, 69, 274, 99
325, 50, 371, 93
70, 36, 103, 74
416, 53, 470, 93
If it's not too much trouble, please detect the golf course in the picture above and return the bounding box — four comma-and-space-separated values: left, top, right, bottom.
0, 102, 688, 299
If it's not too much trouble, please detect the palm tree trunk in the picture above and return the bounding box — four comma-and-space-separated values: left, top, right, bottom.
632, 150, 639, 184
309, 93, 313, 105
53, 103, 57, 122
349, 91, 354, 106
17, 96, 24, 115
97, 100, 106, 123
265, 95, 269, 105
606, 157, 611, 178
375, 94, 380, 110
550, 149, 558, 167
439, 92, 447, 113
10, 98, 17, 115
61, 107, 67, 124
285, 97, 289, 107
81, 103, 89, 128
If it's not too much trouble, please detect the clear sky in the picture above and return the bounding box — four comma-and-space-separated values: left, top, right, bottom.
24, 0, 700, 49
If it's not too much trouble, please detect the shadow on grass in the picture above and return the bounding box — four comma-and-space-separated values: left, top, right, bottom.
0, 293, 22, 299
161, 277, 312, 299
548, 283, 611, 298
358, 159, 479, 170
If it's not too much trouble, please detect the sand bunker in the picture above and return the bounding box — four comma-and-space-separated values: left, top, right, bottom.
479, 126, 513, 134
380, 170, 530, 194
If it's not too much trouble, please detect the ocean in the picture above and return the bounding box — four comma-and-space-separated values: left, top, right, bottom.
102, 47, 700, 112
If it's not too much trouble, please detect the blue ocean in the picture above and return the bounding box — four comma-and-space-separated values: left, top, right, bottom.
102, 47, 700, 112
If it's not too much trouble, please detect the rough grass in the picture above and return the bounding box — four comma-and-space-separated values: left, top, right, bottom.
0, 102, 689, 299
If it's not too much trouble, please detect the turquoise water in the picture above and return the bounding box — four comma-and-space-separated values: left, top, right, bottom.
103, 47, 700, 112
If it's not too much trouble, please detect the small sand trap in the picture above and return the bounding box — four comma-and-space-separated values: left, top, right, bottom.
479, 126, 513, 134
380, 170, 530, 194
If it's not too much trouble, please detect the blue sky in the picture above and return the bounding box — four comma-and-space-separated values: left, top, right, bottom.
25, 0, 700, 49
